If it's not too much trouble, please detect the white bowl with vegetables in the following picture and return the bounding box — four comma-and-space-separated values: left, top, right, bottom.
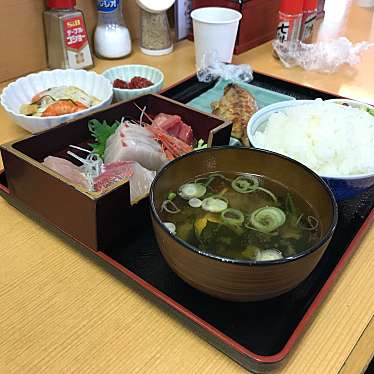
1, 69, 113, 134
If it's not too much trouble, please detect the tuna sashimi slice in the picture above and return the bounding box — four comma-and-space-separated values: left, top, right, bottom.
152, 113, 194, 146
93, 160, 155, 204
178, 124, 194, 146
152, 113, 182, 138
93, 161, 134, 192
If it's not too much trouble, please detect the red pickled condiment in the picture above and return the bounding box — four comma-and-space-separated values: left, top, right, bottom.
113, 76, 153, 89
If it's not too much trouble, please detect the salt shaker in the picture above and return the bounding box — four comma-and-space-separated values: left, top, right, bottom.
94, 0, 132, 59
43, 0, 94, 69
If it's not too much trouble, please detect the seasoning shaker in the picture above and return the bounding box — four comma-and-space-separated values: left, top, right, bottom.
273, 0, 303, 58
94, 0, 132, 59
43, 0, 94, 69
136, 0, 175, 56
300, 0, 318, 43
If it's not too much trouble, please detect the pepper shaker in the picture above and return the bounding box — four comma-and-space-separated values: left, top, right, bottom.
136, 0, 175, 56
43, 0, 94, 69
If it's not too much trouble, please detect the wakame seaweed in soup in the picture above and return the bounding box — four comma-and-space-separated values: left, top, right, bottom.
159, 172, 321, 262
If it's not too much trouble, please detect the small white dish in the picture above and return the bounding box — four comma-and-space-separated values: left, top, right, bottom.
102, 64, 164, 102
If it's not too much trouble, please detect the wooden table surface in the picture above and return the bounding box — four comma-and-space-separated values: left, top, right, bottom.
0, 1, 373, 373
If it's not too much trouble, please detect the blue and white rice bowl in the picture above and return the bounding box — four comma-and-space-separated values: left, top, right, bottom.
247, 99, 374, 200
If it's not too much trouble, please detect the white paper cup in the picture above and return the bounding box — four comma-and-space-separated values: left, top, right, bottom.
191, 7, 242, 69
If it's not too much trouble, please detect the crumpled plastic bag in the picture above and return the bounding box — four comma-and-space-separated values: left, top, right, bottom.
272, 37, 374, 73
197, 51, 254, 83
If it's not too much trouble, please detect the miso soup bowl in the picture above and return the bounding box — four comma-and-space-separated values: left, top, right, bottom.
149, 147, 338, 302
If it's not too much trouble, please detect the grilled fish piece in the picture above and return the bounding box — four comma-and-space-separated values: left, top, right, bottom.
211, 83, 258, 145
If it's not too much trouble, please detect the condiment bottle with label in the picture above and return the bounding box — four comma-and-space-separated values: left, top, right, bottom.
300, 0, 318, 43
275, 0, 303, 45
273, 0, 303, 58
43, 0, 94, 69
94, 0, 132, 59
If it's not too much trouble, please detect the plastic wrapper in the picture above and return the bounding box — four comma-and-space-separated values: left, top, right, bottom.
197, 51, 253, 83
272, 37, 374, 73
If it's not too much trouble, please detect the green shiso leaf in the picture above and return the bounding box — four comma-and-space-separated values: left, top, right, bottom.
88, 119, 120, 158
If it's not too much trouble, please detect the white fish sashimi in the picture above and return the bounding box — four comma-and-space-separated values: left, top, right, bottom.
104, 122, 167, 171
43, 156, 88, 189
129, 162, 157, 205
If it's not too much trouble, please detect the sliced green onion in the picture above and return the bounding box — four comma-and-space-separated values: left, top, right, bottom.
167, 192, 176, 201
161, 200, 180, 214
231, 175, 259, 193
164, 222, 176, 235
249, 206, 286, 233
256, 187, 278, 203
221, 208, 244, 225
201, 196, 228, 213
256, 249, 283, 261
189, 198, 202, 208
178, 183, 206, 200
210, 194, 228, 203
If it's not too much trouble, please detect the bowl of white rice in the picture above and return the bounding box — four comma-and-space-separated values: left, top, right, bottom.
247, 99, 374, 200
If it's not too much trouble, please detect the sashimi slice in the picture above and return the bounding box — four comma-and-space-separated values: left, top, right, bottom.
152, 113, 194, 146
43, 156, 88, 189
93, 161, 133, 192
104, 122, 167, 170
178, 123, 194, 145
152, 113, 181, 137
129, 162, 156, 205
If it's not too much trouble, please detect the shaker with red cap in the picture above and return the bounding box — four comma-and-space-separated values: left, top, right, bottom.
43, 0, 93, 69
275, 0, 303, 45
300, 0, 318, 43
